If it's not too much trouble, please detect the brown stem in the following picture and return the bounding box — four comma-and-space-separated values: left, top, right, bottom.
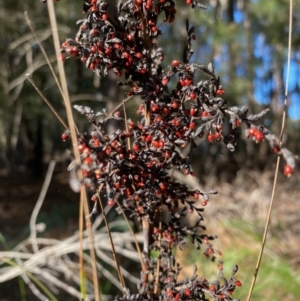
97, 190, 126, 290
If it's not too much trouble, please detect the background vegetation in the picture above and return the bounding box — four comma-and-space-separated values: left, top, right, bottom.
0, 0, 299, 300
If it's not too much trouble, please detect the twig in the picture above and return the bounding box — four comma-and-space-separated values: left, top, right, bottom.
95, 249, 139, 285
81, 252, 123, 291
0, 232, 142, 282
0, 256, 59, 301
26, 74, 68, 130
24, 11, 64, 102
7, 83, 24, 107
8, 54, 55, 92
34, 267, 85, 300
25, 11, 79, 134
10, 102, 23, 152
30, 160, 56, 253
9, 26, 70, 50
18, 266, 46, 301
108, 95, 132, 116
70, 93, 105, 103
114, 199, 145, 274
123, 98, 131, 150
97, 191, 126, 290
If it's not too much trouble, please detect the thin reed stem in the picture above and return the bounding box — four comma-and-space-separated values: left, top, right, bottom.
46, 1, 100, 300
246, 0, 293, 300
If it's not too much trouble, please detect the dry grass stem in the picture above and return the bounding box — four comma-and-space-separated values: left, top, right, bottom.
246, 0, 294, 300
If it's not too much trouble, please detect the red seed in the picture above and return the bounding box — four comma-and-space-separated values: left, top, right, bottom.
61, 132, 68, 141
159, 182, 166, 190
215, 132, 221, 141
132, 144, 140, 152
207, 133, 214, 143
202, 200, 208, 206
184, 289, 191, 296
135, 52, 142, 58
172, 60, 180, 67
235, 280, 242, 287
283, 164, 293, 177
179, 79, 185, 86
151, 26, 158, 32
102, 13, 108, 20
190, 108, 196, 115
190, 92, 196, 99
108, 199, 115, 206
162, 77, 169, 86
189, 122, 195, 130
153, 227, 159, 234
216, 88, 224, 95
89, 62, 95, 70
248, 128, 256, 138
216, 124, 222, 132
158, 140, 164, 148
152, 140, 160, 148
202, 111, 211, 117
255, 130, 264, 143
235, 119, 242, 127
78, 143, 86, 151
83, 147, 91, 154
171, 101, 179, 109
184, 79, 192, 86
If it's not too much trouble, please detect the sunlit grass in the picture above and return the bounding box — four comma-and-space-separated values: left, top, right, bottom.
177, 220, 300, 301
